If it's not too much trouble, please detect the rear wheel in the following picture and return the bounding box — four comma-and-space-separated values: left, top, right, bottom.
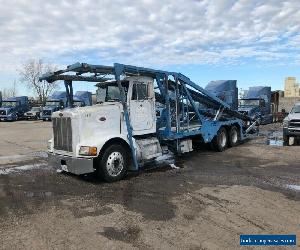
97, 144, 128, 182
212, 127, 228, 152
228, 126, 239, 147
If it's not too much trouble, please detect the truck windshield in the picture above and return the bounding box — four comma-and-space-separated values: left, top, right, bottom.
97, 85, 122, 102
73, 101, 83, 107
31, 107, 41, 111
2, 101, 17, 107
106, 86, 121, 101
45, 101, 60, 106
239, 99, 260, 107
291, 105, 300, 113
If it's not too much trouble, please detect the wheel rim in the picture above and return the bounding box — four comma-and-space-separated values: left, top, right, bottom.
220, 131, 227, 148
231, 129, 238, 144
106, 151, 124, 177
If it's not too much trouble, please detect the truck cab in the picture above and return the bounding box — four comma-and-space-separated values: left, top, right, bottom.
238, 86, 272, 124
48, 76, 156, 181
41, 91, 67, 121
283, 102, 300, 145
0, 96, 29, 121
205, 80, 238, 110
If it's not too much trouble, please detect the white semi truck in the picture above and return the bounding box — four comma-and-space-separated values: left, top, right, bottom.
41, 63, 256, 182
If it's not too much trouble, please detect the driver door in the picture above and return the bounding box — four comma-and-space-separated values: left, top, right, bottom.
129, 78, 156, 135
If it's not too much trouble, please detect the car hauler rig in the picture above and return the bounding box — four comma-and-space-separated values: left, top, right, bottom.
40, 62, 257, 182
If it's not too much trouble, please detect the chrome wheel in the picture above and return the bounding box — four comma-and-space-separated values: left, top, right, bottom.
231, 129, 238, 144
106, 151, 124, 177
220, 131, 227, 148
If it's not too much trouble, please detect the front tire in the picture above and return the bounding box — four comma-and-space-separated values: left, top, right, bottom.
97, 144, 128, 182
212, 127, 228, 152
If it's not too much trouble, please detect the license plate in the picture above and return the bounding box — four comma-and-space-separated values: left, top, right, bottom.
61, 164, 68, 172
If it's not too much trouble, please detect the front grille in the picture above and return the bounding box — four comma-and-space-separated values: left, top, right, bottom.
289, 119, 300, 128
0, 110, 6, 115
26, 113, 32, 116
43, 110, 51, 116
52, 117, 73, 152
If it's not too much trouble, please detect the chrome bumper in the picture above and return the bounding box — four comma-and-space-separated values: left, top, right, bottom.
48, 152, 95, 175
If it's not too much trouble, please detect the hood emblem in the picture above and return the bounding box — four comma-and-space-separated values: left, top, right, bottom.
59, 113, 63, 117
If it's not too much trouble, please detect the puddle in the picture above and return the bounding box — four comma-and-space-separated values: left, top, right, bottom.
286, 185, 300, 191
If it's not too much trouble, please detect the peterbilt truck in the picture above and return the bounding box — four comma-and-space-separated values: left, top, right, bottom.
0, 96, 29, 121
238, 86, 272, 124
40, 62, 256, 182
41, 91, 67, 121
283, 102, 300, 145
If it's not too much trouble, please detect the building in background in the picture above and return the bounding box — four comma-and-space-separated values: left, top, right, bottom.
284, 77, 299, 97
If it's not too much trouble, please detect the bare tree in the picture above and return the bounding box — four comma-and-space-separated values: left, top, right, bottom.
1, 86, 17, 99
19, 59, 58, 104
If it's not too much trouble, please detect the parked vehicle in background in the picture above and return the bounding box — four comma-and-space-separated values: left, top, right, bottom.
238, 86, 272, 124
40, 62, 257, 182
41, 91, 67, 121
283, 102, 300, 145
0, 96, 29, 121
73, 91, 92, 107
24, 106, 43, 120
205, 80, 238, 110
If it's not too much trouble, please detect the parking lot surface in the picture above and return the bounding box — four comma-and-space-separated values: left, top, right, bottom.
0, 121, 299, 249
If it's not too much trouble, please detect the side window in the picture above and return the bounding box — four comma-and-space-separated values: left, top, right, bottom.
132, 83, 148, 100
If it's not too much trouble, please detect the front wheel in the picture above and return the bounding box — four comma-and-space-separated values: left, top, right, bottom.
97, 144, 128, 182
212, 127, 228, 152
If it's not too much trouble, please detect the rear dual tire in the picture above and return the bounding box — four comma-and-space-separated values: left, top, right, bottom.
212, 127, 228, 152
211, 126, 240, 152
228, 126, 239, 147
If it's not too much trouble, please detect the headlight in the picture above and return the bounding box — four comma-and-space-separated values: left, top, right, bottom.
79, 146, 97, 156
283, 120, 289, 127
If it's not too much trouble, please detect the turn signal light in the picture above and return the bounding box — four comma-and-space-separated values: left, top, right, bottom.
79, 146, 97, 156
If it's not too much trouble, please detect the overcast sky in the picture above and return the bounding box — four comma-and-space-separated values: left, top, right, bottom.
0, 0, 300, 96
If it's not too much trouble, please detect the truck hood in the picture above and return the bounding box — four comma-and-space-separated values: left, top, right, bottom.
43, 106, 59, 111
25, 111, 38, 115
53, 102, 121, 118
51, 102, 123, 156
285, 113, 300, 121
